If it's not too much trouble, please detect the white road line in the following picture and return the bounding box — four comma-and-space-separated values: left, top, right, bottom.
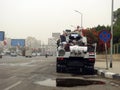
4, 81, 22, 90
28, 74, 37, 79
8, 76, 16, 79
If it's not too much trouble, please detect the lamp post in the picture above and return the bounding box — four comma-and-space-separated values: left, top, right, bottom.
74, 10, 83, 28
110, 0, 114, 68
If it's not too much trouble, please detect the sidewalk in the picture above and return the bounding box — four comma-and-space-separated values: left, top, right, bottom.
95, 59, 120, 80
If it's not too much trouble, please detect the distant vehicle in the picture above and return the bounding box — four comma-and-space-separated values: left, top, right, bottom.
25, 49, 32, 58
1, 52, 5, 56
10, 52, 17, 57
48, 53, 53, 56
32, 52, 37, 57
5, 50, 11, 55
36, 53, 41, 56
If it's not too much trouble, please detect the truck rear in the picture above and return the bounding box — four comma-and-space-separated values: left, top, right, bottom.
25, 49, 32, 58
56, 30, 96, 74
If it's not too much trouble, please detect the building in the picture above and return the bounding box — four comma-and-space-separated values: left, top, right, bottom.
47, 33, 60, 56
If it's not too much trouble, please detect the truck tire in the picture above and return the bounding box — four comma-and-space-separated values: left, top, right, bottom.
56, 66, 66, 73
56, 66, 61, 73
83, 66, 95, 75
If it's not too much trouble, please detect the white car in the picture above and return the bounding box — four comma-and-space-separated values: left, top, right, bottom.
11, 52, 17, 57
36, 53, 41, 56
32, 53, 37, 57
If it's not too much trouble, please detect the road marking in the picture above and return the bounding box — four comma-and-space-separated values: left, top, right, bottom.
4, 81, 22, 90
28, 74, 37, 79
8, 76, 16, 79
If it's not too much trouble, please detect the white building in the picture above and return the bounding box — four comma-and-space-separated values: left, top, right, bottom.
47, 33, 61, 56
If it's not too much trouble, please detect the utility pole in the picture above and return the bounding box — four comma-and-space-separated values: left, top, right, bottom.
110, 0, 114, 68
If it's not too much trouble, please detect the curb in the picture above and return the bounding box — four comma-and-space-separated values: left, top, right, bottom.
95, 68, 120, 80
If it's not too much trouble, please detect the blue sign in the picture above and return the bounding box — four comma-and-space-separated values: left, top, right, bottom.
0, 31, 5, 41
99, 30, 111, 43
11, 39, 25, 47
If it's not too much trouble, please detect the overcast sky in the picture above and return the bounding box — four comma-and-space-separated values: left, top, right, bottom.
0, 0, 120, 44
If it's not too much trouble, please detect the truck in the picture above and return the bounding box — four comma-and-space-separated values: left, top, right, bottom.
56, 30, 96, 74
25, 48, 32, 58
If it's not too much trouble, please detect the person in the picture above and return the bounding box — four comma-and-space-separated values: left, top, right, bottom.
56, 39, 60, 48
60, 31, 67, 44
75, 26, 83, 37
45, 53, 48, 58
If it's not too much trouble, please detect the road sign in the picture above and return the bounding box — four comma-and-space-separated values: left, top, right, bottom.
99, 30, 112, 70
0, 31, 5, 41
11, 39, 25, 47
99, 30, 111, 43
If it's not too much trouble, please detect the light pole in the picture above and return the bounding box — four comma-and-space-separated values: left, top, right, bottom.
110, 0, 114, 68
74, 10, 83, 28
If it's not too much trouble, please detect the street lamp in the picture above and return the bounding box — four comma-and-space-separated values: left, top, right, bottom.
110, 0, 114, 68
74, 10, 83, 28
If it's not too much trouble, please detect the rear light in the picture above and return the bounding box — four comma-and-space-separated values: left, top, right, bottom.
89, 52, 94, 55
89, 58, 95, 61
57, 58, 64, 60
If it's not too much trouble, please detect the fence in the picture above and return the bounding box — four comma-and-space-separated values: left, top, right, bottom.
113, 43, 120, 54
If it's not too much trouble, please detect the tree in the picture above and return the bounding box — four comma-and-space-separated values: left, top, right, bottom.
113, 8, 120, 44
95, 25, 110, 32
82, 29, 97, 44
26, 36, 37, 48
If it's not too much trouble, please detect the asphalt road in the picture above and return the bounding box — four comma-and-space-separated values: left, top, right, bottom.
0, 56, 120, 90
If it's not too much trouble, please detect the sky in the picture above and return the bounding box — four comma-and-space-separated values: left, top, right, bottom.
0, 0, 120, 44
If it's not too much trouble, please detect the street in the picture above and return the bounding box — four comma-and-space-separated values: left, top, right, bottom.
0, 56, 120, 90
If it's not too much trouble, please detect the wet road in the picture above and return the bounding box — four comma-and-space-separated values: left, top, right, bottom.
0, 56, 120, 90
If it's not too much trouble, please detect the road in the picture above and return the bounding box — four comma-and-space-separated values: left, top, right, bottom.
0, 56, 120, 90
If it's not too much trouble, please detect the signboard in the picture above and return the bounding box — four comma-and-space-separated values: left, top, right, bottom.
11, 39, 25, 47
99, 30, 112, 69
0, 31, 5, 41
99, 30, 111, 43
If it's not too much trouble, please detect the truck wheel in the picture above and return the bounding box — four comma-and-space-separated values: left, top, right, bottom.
56, 66, 61, 73
56, 66, 66, 73
83, 66, 95, 75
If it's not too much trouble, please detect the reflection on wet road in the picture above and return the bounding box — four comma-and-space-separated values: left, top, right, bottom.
34, 78, 105, 87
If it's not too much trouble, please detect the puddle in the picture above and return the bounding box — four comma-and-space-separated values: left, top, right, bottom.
56, 78, 105, 87
34, 78, 105, 87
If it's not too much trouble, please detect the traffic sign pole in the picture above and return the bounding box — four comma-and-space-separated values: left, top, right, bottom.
105, 43, 108, 69
99, 30, 112, 69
